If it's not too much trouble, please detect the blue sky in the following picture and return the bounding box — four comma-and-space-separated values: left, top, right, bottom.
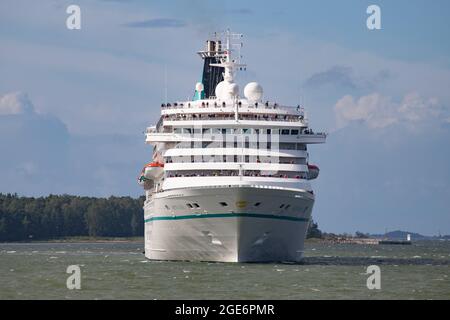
1, 0, 449, 235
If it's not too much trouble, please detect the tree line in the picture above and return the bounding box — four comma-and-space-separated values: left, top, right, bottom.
0, 193, 144, 241
0, 193, 322, 242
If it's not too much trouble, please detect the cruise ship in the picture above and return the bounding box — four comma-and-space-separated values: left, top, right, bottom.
139, 31, 326, 262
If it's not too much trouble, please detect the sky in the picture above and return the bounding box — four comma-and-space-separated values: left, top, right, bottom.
1, 0, 449, 235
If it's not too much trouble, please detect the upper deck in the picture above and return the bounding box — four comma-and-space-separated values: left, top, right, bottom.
160, 99, 304, 117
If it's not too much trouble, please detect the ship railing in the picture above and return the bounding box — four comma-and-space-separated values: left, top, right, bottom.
165, 171, 308, 179
160, 102, 304, 114
162, 115, 305, 123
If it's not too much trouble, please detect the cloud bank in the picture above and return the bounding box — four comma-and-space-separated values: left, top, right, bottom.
0, 92, 34, 115
0, 92, 146, 197
334, 92, 445, 130
303, 66, 391, 91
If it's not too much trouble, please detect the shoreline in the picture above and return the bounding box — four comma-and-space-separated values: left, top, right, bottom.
2, 237, 446, 245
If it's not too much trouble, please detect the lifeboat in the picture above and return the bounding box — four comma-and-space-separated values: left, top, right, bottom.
307, 164, 320, 180
137, 162, 164, 186
142, 162, 164, 180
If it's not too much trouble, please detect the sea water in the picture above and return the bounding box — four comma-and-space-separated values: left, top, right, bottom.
0, 240, 449, 299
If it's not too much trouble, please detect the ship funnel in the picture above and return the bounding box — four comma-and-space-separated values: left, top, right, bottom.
197, 40, 224, 99
206, 40, 216, 56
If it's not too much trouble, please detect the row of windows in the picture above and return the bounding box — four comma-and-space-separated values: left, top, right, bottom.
166, 170, 308, 179
165, 156, 306, 165
174, 128, 307, 135
174, 141, 307, 151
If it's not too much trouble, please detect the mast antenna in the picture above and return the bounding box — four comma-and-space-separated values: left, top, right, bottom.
164, 65, 168, 104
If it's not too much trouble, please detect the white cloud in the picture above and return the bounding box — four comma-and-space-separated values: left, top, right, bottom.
0, 92, 34, 115
334, 92, 445, 130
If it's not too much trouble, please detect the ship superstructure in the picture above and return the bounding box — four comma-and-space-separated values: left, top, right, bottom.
139, 31, 326, 262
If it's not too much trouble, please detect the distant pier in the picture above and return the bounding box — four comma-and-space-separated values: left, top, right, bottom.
320, 237, 412, 245
378, 240, 412, 245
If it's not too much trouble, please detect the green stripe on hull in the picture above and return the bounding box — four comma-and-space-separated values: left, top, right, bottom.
144, 213, 309, 223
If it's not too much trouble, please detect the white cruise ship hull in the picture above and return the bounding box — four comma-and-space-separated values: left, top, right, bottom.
144, 186, 314, 262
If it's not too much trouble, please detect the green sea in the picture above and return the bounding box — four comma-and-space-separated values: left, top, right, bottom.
1, 240, 449, 300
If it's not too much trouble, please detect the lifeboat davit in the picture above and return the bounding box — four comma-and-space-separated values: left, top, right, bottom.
307, 164, 319, 180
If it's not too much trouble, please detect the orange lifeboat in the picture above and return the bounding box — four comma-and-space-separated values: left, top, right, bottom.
138, 162, 164, 185
143, 161, 164, 180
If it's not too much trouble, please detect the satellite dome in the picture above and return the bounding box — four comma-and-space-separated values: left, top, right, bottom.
244, 82, 263, 102
215, 81, 239, 100
195, 82, 204, 92
227, 83, 239, 97
215, 81, 226, 99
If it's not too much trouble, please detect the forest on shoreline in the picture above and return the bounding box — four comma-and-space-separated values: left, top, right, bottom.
0, 193, 144, 241
0, 193, 322, 242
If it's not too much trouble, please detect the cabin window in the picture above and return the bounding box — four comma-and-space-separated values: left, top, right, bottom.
187, 203, 193, 208
281, 129, 290, 135
254, 202, 261, 207
219, 202, 228, 207
291, 130, 299, 135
